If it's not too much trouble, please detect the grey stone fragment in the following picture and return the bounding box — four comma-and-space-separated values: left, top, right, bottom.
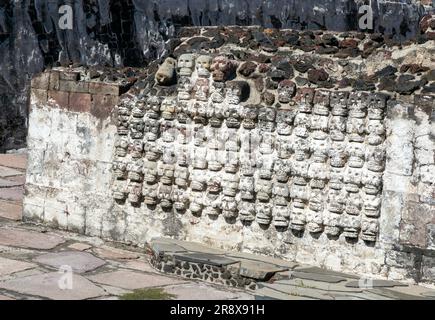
345, 279, 409, 288
0, 178, 23, 188
173, 252, 238, 267
151, 237, 226, 254
368, 288, 431, 300
291, 271, 347, 283
421, 291, 435, 298
33, 251, 106, 273
0, 228, 65, 250
0, 272, 106, 300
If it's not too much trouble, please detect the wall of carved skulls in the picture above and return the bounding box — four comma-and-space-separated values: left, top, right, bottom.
24, 26, 435, 284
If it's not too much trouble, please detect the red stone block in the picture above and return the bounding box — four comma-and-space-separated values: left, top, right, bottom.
59, 80, 89, 93
69, 92, 92, 113
48, 90, 69, 109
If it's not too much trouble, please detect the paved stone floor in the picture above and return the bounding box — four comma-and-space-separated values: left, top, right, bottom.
0, 152, 434, 300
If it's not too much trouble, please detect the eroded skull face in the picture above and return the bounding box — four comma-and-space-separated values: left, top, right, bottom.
342, 214, 361, 239
196, 55, 212, 77
158, 184, 173, 209
276, 108, 295, 135
225, 81, 249, 105
258, 106, 277, 132
345, 192, 362, 215
366, 120, 386, 146
367, 147, 386, 172
222, 196, 238, 219
290, 206, 306, 231
255, 179, 273, 202
344, 167, 363, 193
130, 118, 144, 139
363, 194, 381, 218
127, 160, 144, 182
330, 91, 348, 116
211, 56, 238, 82
275, 159, 291, 182
242, 105, 259, 130
112, 180, 127, 201
368, 93, 387, 120
143, 160, 158, 184
361, 218, 379, 242
211, 82, 225, 103
172, 187, 190, 211
112, 161, 127, 180
277, 80, 296, 103
222, 173, 240, 197
362, 170, 383, 195
294, 88, 315, 113
178, 54, 195, 77
177, 77, 193, 100
194, 78, 210, 101
240, 177, 255, 200
273, 206, 291, 228
328, 190, 346, 214
239, 201, 256, 223
131, 101, 145, 118
160, 97, 176, 120
144, 118, 160, 141
115, 137, 128, 157
328, 115, 347, 141
256, 202, 272, 226
127, 181, 142, 204
272, 182, 289, 206
313, 90, 330, 115
348, 92, 368, 118
145, 96, 161, 119
143, 183, 158, 205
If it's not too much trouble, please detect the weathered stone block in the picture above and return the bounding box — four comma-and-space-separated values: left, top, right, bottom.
47, 90, 69, 109
30, 89, 48, 105
69, 92, 92, 113
89, 82, 120, 96
421, 255, 435, 284
91, 94, 118, 119
59, 80, 89, 93
59, 71, 80, 81
31, 72, 50, 90
49, 71, 60, 90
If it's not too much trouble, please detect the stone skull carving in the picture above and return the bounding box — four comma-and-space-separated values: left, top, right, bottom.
222, 196, 238, 219
273, 205, 291, 228
115, 137, 128, 157
258, 106, 277, 132
276, 107, 295, 136
342, 214, 361, 239
239, 201, 256, 223
112, 180, 127, 201
178, 54, 195, 77
177, 77, 193, 100
127, 181, 142, 205
256, 202, 272, 226
366, 120, 386, 146
194, 78, 210, 101
242, 105, 259, 130
143, 160, 158, 184
273, 182, 289, 206
172, 186, 190, 212
294, 88, 315, 113
225, 81, 249, 105
196, 55, 212, 77
361, 218, 379, 242
143, 183, 158, 205
127, 160, 144, 182
145, 96, 161, 119
160, 97, 176, 121
211, 56, 238, 82
277, 80, 296, 104
112, 161, 127, 180
330, 91, 348, 116
240, 176, 255, 200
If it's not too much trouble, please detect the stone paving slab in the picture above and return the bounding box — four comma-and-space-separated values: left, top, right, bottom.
0, 187, 24, 202
367, 288, 430, 300
0, 257, 36, 276
254, 287, 316, 300
33, 251, 106, 273
87, 270, 187, 290
4, 175, 25, 185
0, 294, 14, 300
259, 282, 334, 300
0, 200, 22, 221
122, 259, 157, 273
0, 154, 27, 170
164, 283, 254, 300
68, 243, 93, 251
93, 245, 141, 260
293, 266, 360, 279
274, 278, 364, 293
0, 272, 106, 300
0, 166, 23, 178
290, 271, 347, 283
173, 252, 238, 267
345, 279, 409, 288
0, 228, 65, 250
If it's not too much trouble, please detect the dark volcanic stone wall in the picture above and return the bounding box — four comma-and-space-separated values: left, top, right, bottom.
0, 0, 434, 151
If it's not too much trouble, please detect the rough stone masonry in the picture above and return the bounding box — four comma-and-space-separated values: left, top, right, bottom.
24, 17, 435, 285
